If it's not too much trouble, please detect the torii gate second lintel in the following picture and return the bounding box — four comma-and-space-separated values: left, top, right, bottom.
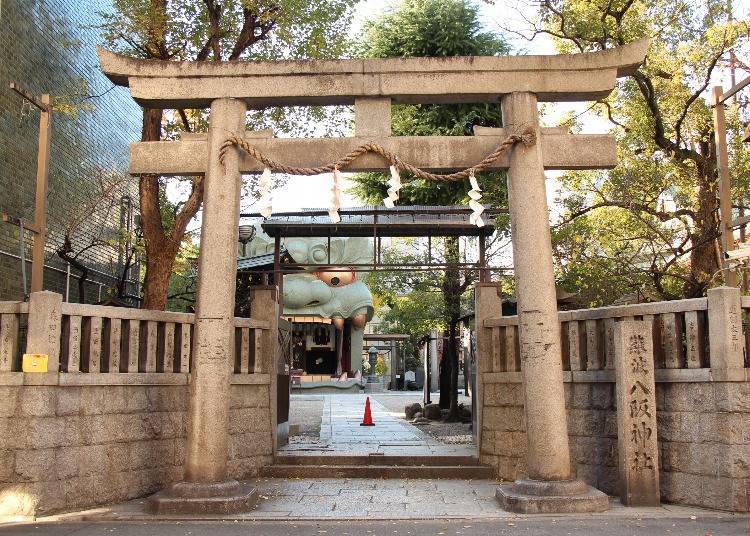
100, 41, 648, 515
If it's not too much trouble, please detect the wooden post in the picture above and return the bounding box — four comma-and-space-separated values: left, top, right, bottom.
30, 94, 52, 293
712, 86, 737, 287
390, 340, 398, 391
7, 83, 52, 295
478, 230, 488, 283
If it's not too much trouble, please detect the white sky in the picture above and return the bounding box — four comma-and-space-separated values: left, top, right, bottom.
176, 0, 750, 238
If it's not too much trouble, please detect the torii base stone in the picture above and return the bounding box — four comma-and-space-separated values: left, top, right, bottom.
496, 479, 609, 514
146, 481, 258, 515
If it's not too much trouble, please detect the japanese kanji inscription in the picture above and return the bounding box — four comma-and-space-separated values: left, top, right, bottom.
614, 320, 660, 506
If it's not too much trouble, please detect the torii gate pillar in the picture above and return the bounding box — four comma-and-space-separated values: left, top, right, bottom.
495, 92, 608, 512
147, 98, 258, 514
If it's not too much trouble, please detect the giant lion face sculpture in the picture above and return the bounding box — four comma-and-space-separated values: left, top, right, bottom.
246, 224, 374, 329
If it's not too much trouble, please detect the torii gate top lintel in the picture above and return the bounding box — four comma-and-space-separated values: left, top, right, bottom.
97, 39, 648, 108
100, 41, 648, 177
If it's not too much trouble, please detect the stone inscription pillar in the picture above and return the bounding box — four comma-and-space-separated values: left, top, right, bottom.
708, 286, 746, 379
613, 320, 660, 506
26, 291, 62, 372
147, 98, 257, 514
495, 92, 607, 513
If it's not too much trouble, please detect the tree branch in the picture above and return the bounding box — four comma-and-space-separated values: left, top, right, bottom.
557, 199, 697, 227
228, 7, 279, 60
170, 176, 204, 245
674, 44, 728, 143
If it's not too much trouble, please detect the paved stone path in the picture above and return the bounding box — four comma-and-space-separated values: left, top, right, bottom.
282, 394, 474, 456
49, 478, 740, 522
251, 478, 503, 518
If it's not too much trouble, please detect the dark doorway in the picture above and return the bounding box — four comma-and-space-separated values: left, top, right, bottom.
305, 348, 336, 375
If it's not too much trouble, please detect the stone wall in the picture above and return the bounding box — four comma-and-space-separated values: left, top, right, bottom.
480, 377, 750, 512
0, 378, 272, 517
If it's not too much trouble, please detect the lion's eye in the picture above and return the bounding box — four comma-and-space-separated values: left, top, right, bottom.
315, 269, 355, 287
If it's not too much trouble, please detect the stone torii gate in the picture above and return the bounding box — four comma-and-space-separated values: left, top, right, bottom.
99, 39, 647, 514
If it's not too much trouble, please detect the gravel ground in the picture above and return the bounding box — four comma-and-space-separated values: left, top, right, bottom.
368, 394, 476, 446
287, 393, 476, 446
369, 393, 471, 417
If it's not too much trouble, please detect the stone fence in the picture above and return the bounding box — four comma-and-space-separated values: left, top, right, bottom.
483, 290, 748, 379
0, 290, 276, 518
479, 286, 750, 512
0, 291, 271, 376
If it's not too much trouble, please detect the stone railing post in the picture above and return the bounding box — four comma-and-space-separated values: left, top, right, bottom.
249, 286, 280, 450
495, 92, 607, 513
707, 286, 745, 380
25, 291, 62, 372
147, 98, 257, 514
250, 286, 279, 375
474, 282, 502, 460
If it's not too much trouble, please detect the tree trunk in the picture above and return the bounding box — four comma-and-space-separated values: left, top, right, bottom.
139, 107, 174, 310
142, 246, 178, 310
438, 329, 450, 410
441, 237, 462, 421
687, 157, 720, 296
445, 320, 461, 422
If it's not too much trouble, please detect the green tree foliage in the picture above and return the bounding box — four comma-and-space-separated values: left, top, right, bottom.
350, 0, 509, 419
374, 355, 389, 377
351, 0, 509, 208
99, 0, 358, 309
530, 0, 750, 303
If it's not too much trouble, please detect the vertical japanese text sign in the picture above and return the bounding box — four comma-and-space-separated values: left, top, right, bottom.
614, 319, 660, 506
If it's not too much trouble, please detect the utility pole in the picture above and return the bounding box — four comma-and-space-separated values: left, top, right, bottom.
3, 82, 52, 295
727, 0, 748, 291
713, 86, 737, 287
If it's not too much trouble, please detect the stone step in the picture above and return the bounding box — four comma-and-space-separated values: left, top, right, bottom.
275, 455, 481, 467
259, 464, 495, 480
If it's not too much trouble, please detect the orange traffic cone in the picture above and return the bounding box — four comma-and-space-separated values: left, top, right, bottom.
360, 396, 375, 426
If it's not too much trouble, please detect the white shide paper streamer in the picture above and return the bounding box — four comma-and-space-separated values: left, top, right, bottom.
468, 171, 485, 227
383, 165, 402, 208
258, 167, 273, 218
329, 168, 342, 223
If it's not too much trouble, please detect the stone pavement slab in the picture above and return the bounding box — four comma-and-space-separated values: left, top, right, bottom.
283, 394, 476, 457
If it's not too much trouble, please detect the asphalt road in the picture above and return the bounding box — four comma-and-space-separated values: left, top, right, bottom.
1, 518, 749, 536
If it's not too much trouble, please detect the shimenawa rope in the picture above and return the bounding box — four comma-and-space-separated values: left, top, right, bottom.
218, 128, 535, 182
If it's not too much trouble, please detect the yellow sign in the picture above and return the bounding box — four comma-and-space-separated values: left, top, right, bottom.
22, 354, 48, 373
